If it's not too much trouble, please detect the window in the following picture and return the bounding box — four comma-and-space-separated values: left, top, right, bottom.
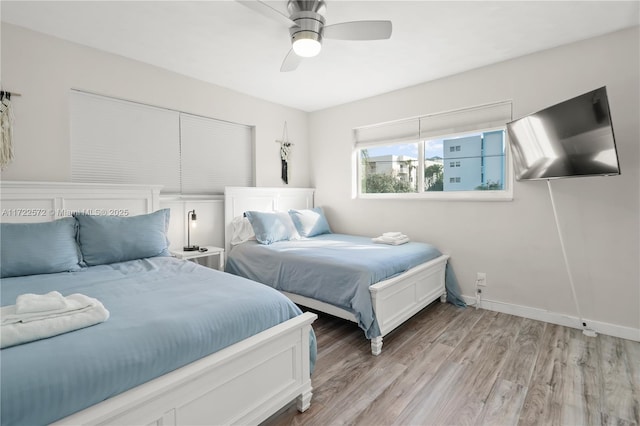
354, 101, 513, 200
70, 91, 181, 192
180, 114, 253, 194
358, 129, 506, 195
70, 90, 253, 195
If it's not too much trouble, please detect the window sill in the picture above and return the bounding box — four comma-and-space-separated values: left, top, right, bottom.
357, 190, 513, 201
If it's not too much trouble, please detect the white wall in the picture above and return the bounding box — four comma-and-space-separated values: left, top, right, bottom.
0, 23, 310, 188
309, 27, 640, 338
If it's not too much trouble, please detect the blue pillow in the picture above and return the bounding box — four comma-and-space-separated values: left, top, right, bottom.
288, 207, 332, 238
0, 218, 82, 278
74, 209, 170, 266
244, 211, 300, 245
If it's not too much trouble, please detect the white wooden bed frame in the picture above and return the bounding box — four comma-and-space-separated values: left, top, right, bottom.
224, 186, 449, 356
0, 181, 316, 426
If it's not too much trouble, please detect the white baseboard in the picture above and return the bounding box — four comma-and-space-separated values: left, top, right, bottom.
461, 295, 640, 342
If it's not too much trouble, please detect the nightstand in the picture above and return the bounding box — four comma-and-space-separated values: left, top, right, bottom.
171, 246, 225, 271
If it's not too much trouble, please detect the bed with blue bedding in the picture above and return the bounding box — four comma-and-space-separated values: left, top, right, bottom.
0, 257, 316, 426
224, 188, 467, 356
0, 181, 317, 426
227, 233, 445, 339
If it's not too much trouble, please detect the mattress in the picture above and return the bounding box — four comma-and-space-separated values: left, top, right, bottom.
226, 233, 444, 339
0, 257, 315, 426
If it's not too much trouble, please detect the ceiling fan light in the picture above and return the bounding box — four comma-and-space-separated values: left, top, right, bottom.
292, 31, 322, 57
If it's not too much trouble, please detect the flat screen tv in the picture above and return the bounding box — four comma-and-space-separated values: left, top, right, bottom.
507, 87, 620, 180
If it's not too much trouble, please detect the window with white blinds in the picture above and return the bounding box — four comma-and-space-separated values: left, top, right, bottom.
353, 101, 513, 200
70, 91, 253, 194
180, 113, 253, 194
70, 91, 181, 192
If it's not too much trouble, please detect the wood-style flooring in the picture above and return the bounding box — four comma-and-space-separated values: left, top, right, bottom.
263, 302, 640, 426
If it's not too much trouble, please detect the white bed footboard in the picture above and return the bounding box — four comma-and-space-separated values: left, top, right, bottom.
54, 312, 317, 426
371, 254, 449, 337
280, 255, 448, 356
277, 257, 448, 356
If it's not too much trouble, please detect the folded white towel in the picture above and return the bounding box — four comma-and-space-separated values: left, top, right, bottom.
382, 232, 404, 238
1, 293, 109, 348
372, 236, 410, 245
2, 293, 99, 325
379, 234, 407, 242
15, 291, 68, 314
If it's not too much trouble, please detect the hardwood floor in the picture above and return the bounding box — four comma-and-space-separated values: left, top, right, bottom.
263, 302, 640, 426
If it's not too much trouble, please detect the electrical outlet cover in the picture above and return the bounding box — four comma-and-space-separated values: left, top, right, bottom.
476, 272, 487, 286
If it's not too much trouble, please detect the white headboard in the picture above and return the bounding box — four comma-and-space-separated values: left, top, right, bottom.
224, 186, 315, 253
0, 181, 162, 223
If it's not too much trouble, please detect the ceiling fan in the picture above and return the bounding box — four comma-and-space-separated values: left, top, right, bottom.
238, 0, 393, 72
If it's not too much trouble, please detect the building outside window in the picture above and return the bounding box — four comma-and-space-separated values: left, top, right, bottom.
358, 130, 506, 195
360, 144, 419, 193
442, 130, 505, 191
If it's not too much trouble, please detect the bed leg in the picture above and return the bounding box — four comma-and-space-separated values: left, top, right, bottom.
440, 291, 447, 303
371, 336, 383, 356
296, 386, 313, 412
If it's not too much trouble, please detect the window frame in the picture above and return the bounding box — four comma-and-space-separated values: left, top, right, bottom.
354, 125, 514, 201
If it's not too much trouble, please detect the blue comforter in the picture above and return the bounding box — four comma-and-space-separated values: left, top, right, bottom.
226, 234, 446, 339
0, 257, 316, 426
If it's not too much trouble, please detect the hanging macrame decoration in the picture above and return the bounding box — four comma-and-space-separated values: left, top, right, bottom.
0, 91, 15, 170
276, 121, 294, 184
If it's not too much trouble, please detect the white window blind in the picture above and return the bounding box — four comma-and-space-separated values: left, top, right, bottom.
70, 91, 253, 194
420, 101, 512, 139
71, 91, 181, 192
354, 118, 419, 148
354, 101, 512, 148
180, 113, 253, 194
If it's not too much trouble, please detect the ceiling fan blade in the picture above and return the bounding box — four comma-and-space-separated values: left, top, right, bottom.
323, 20, 392, 40
237, 0, 298, 28
280, 49, 302, 72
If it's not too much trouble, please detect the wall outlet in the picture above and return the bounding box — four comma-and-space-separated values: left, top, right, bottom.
476, 272, 487, 287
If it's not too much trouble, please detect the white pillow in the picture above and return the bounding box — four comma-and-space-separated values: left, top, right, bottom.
230, 216, 256, 246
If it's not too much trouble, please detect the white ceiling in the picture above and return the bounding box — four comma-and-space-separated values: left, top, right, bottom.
2, 1, 638, 111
